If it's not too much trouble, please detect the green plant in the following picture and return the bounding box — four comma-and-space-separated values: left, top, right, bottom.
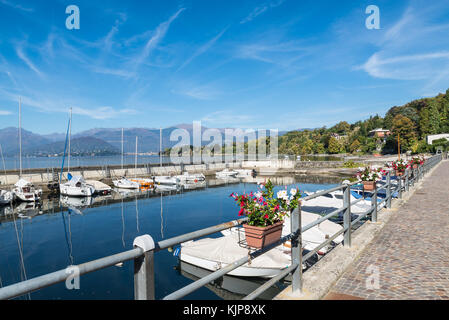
230, 180, 301, 227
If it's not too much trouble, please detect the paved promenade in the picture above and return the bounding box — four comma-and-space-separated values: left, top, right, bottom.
324, 160, 449, 300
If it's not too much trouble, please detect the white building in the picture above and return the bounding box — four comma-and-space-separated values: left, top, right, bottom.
427, 133, 449, 145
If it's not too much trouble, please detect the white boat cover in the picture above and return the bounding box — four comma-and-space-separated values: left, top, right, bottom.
65, 175, 86, 186
181, 236, 291, 270
15, 178, 32, 188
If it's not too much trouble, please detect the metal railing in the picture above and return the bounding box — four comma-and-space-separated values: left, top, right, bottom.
0, 155, 442, 300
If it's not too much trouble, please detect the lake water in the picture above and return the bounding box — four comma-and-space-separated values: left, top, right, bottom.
0, 176, 339, 300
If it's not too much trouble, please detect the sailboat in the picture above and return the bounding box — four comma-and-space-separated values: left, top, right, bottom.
0, 144, 15, 205
153, 128, 182, 190
113, 130, 141, 190
59, 108, 96, 197
129, 136, 154, 189
12, 97, 42, 202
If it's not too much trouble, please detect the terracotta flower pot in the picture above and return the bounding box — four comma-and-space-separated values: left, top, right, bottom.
362, 181, 376, 191
243, 221, 284, 249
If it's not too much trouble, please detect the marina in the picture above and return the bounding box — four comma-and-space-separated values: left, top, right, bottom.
0, 174, 342, 300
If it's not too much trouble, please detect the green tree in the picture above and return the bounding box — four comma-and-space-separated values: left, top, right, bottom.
428, 100, 441, 134
391, 114, 417, 152
349, 139, 361, 153
328, 136, 344, 154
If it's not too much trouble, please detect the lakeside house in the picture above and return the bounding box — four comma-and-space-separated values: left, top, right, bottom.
368, 128, 391, 138
427, 133, 449, 145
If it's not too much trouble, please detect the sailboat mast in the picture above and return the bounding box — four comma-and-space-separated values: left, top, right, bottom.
68, 108, 72, 173
18, 97, 22, 177
135, 136, 138, 178
160, 127, 162, 167
121, 128, 124, 170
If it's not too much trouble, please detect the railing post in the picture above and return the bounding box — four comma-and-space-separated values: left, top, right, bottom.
371, 184, 378, 223
386, 170, 391, 209
405, 169, 409, 192
133, 235, 155, 300
343, 184, 351, 247
291, 206, 302, 294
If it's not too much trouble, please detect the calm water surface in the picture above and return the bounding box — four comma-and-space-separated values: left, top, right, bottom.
0, 176, 339, 300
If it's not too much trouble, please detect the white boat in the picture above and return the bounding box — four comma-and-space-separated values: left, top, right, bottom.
0, 190, 15, 205
112, 177, 140, 189
154, 176, 180, 186
234, 169, 253, 177
60, 175, 95, 197
180, 235, 292, 278
58, 109, 95, 197
215, 169, 238, 178
12, 179, 42, 202
174, 172, 206, 183
302, 189, 377, 215
181, 180, 207, 190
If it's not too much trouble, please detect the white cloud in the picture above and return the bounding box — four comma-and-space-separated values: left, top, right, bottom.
0, 110, 12, 115
0, 0, 33, 12
16, 45, 44, 78
131, 8, 185, 70
177, 27, 228, 71
240, 0, 286, 24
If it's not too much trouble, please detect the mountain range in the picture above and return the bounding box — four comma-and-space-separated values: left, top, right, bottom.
0, 124, 286, 157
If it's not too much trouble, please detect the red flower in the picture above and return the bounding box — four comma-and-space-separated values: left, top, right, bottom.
264, 214, 269, 219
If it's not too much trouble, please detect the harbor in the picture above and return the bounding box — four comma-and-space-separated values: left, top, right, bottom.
0, 154, 445, 300
1, 0, 449, 307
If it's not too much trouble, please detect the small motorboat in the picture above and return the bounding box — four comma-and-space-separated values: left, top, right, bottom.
113, 177, 140, 189
174, 172, 206, 183
60, 175, 95, 197
215, 169, 238, 179
153, 176, 181, 186
180, 235, 292, 278
0, 190, 15, 205
234, 169, 253, 177
12, 178, 42, 202
130, 178, 155, 189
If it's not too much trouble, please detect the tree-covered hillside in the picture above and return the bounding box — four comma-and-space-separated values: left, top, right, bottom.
279, 88, 449, 155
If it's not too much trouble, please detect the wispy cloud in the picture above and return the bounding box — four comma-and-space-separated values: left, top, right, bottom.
0, 87, 137, 120
131, 8, 185, 70
0, 0, 33, 12
202, 110, 256, 127
0, 110, 12, 115
240, 0, 286, 24
177, 27, 228, 71
173, 84, 222, 100
16, 45, 44, 78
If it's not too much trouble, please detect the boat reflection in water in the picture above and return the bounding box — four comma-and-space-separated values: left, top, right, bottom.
15, 202, 42, 220
176, 261, 287, 300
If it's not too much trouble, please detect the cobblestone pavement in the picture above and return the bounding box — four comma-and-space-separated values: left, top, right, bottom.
324, 160, 449, 300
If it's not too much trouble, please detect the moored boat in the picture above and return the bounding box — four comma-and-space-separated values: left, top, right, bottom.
12, 178, 42, 202
113, 177, 140, 189
60, 175, 95, 197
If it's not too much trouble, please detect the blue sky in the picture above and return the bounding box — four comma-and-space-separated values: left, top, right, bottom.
0, 0, 449, 134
